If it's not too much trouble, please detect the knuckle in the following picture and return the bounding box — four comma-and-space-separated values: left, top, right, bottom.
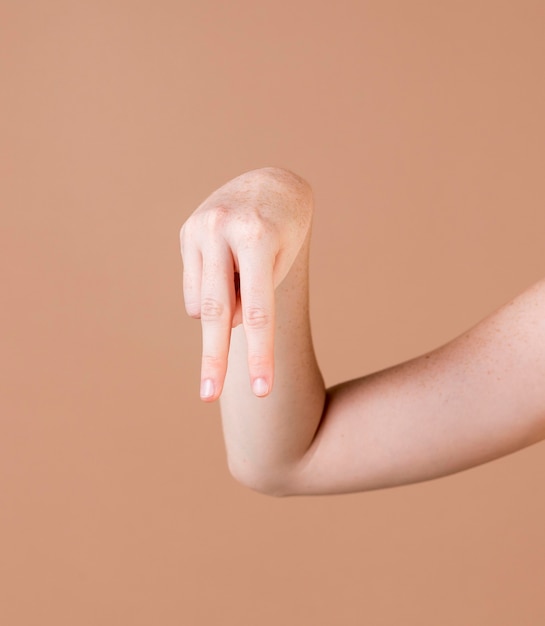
198, 203, 276, 248
244, 306, 270, 329
181, 206, 232, 244
240, 215, 270, 242
205, 205, 232, 233
201, 297, 226, 321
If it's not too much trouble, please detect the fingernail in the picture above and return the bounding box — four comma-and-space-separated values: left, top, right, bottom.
252, 377, 269, 397
200, 378, 215, 399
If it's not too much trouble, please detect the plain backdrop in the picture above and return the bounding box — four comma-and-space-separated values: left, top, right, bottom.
2, 1, 545, 624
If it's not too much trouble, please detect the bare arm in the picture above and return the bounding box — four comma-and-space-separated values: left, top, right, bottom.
180, 168, 545, 496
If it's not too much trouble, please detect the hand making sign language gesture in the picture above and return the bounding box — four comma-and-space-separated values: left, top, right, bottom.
180, 167, 313, 402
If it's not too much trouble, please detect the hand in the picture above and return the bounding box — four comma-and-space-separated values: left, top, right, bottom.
180, 167, 313, 402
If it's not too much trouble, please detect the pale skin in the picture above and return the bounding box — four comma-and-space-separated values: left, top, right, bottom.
180, 167, 545, 496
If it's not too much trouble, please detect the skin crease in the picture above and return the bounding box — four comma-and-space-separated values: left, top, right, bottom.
180, 167, 545, 497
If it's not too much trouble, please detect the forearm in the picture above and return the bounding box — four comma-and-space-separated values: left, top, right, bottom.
219, 228, 326, 495
284, 278, 545, 496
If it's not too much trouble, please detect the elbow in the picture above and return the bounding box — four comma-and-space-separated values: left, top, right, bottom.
226, 457, 296, 498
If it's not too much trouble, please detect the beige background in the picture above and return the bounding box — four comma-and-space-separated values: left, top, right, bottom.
2, 1, 545, 624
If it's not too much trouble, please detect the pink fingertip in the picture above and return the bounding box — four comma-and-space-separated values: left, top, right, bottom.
252, 377, 269, 397
200, 379, 215, 399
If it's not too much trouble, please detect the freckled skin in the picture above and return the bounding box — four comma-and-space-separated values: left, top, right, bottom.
181, 167, 545, 497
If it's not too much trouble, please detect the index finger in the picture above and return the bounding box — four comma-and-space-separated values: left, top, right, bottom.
237, 247, 276, 397
199, 243, 237, 401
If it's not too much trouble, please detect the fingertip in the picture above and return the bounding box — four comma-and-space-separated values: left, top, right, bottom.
200, 378, 215, 400
252, 377, 270, 397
